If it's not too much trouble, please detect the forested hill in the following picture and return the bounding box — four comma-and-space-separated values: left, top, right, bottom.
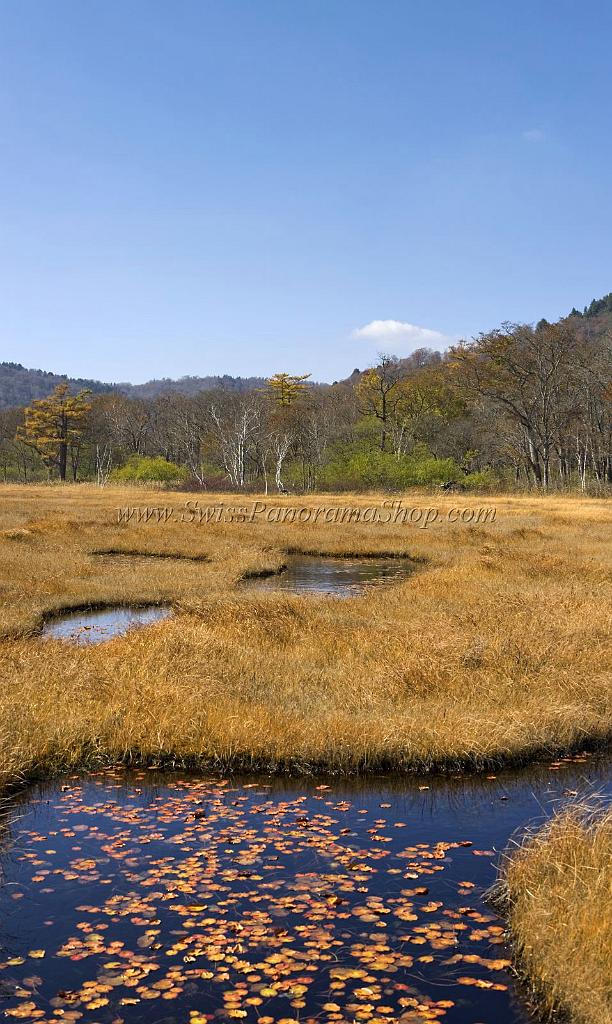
568, 292, 612, 338
0, 362, 266, 410
0, 363, 115, 409
2, 289, 611, 409
124, 373, 267, 400
569, 291, 612, 319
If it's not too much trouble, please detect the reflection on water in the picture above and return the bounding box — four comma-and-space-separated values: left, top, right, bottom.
0, 754, 609, 1024
243, 555, 416, 596
41, 605, 172, 645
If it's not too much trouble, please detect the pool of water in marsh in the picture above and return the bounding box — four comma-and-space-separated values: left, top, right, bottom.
0, 755, 609, 1024
242, 556, 416, 596
41, 606, 172, 645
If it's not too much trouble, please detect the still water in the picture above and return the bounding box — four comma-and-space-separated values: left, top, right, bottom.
242, 556, 416, 596
0, 755, 609, 1024
42, 606, 172, 645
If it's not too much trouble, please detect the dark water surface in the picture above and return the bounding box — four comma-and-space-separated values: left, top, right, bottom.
0, 755, 609, 1024
41, 606, 172, 645
243, 556, 416, 596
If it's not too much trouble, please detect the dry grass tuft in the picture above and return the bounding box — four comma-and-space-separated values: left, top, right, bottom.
498, 804, 612, 1024
0, 485, 610, 788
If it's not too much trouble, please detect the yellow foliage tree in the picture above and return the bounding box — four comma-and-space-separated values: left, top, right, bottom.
17, 384, 92, 481
264, 372, 311, 407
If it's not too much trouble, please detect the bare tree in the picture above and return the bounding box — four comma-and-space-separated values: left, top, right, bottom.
209, 396, 260, 488
99, 395, 152, 457
95, 444, 113, 487
450, 321, 584, 488
270, 432, 292, 493
355, 354, 407, 451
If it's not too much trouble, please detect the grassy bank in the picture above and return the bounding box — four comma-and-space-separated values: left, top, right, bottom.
0, 485, 610, 787
498, 806, 612, 1024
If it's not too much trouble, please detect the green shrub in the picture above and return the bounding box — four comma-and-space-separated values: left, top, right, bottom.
461, 468, 500, 490
111, 456, 188, 484
318, 442, 461, 490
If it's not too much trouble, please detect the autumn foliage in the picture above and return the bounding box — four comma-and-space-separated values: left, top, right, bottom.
17, 384, 91, 481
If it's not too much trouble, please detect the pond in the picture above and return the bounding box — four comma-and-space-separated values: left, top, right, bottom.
243, 556, 416, 596
0, 755, 609, 1024
41, 606, 172, 645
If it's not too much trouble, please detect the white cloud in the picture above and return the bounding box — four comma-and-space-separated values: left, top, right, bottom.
351, 319, 451, 351
522, 128, 544, 142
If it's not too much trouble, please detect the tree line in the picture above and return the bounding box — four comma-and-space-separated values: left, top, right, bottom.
1, 316, 610, 492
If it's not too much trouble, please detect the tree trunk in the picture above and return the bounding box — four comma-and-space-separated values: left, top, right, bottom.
58, 441, 67, 481
526, 434, 543, 486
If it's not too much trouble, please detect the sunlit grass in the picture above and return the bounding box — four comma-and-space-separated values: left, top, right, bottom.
498, 805, 612, 1024
0, 484, 609, 786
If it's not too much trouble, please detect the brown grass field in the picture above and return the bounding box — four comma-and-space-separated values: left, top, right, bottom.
0, 483, 610, 787
498, 805, 612, 1024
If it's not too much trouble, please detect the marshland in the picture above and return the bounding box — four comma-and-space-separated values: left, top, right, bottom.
3, 2, 612, 1016
0, 485, 610, 780
0, 484, 610, 1023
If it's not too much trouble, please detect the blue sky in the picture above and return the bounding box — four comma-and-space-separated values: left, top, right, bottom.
1, 1, 611, 383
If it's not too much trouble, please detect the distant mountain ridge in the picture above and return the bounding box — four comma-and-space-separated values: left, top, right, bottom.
0, 362, 267, 410
123, 373, 268, 400
0, 362, 115, 409
2, 291, 611, 409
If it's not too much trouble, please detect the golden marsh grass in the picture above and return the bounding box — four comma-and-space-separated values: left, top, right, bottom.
499, 805, 612, 1024
0, 484, 610, 788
